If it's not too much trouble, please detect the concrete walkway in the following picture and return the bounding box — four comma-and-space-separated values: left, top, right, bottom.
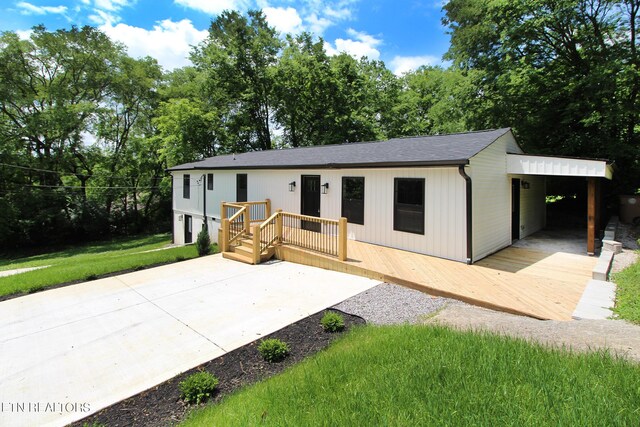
0, 255, 378, 427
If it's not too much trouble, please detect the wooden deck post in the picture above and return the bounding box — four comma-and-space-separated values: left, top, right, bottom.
338, 217, 347, 261
265, 198, 271, 218
221, 218, 230, 252
587, 178, 596, 255
220, 201, 226, 220
252, 224, 261, 264
243, 208, 251, 235
276, 209, 283, 243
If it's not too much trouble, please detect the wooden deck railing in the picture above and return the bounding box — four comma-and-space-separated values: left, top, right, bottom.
220, 199, 271, 252
254, 211, 347, 262
221, 199, 347, 263
280, 212, 346, 259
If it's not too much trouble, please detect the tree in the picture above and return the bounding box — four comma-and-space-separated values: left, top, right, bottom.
0, 26, 124, 247
273, 33, 336, 147
191, 10, 282, 153
393, 66, 477, 136
443, 0, 640, 192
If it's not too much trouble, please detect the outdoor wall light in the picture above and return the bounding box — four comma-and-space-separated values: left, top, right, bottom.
288, 181, 296, 192
321, 182, 329, 194
521, 181, 531, 190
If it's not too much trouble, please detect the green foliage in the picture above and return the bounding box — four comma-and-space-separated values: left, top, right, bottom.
179, 371, 219, 405
613, 252, 640, 324
196, 227, 212, 256
0, 234, 210, 297
443, 0, 640, 193
257, 338, 290, 363
182, 325, 640, 426
320, 311, 345, 332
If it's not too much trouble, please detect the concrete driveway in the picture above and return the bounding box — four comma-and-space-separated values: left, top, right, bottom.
0, 255, 378, 427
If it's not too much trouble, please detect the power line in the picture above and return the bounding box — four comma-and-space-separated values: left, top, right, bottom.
0, 162, 166, 180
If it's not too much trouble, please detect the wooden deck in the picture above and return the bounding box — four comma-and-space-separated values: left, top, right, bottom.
276, 240, 597, 321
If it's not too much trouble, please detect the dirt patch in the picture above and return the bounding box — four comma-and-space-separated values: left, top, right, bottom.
71, 309, 364, 427
423, 301, 640, 362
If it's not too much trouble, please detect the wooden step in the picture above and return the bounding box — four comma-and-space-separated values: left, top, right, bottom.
239, 239, 254, 249
222, 251, 255, 265
233, 244, 254, 257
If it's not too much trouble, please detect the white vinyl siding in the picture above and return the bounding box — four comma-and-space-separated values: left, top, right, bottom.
515, 175, 546, 239
469, 132, 523, 261
172, 166, 468, 262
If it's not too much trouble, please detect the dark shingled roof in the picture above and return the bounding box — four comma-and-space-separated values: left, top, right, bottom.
168, 128, 512, 171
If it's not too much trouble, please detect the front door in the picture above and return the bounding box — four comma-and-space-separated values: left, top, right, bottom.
301, 175, 321, 232
184, 215, 193, 244
512, 179, 520, 240
236, 173, 247, 202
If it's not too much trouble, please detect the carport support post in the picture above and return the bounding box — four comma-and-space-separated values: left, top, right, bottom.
587, 178, 596, 255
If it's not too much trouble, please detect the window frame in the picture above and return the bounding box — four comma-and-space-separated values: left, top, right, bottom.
341, 176, 365, 225
393, 178, 425, 235
183, 174, 190, 199
207, 173, 214, 191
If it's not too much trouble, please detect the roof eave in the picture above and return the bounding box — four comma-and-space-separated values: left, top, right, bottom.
167, 159, 470, 172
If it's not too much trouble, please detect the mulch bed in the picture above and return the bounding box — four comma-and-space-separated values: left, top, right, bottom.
71, 309, 365, 427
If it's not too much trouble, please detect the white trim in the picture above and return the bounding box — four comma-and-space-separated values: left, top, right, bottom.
507, 154, 613, 180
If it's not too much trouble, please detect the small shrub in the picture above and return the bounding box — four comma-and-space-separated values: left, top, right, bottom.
321, 311, 345, 332
179, 371, 219, 405
196, 228, 212, 256
258, 338, 290, 363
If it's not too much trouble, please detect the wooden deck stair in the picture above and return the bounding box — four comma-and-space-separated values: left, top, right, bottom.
222, 236, 276, 265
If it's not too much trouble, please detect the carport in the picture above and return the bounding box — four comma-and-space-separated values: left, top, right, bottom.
507, 154, 614, 255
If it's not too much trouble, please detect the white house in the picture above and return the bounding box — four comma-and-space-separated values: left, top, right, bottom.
168, 128, 613, 263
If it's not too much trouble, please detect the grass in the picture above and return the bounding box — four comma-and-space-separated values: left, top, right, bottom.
0, 233, 216, 297
182, 325, 640, 426
613, 252, 640, 324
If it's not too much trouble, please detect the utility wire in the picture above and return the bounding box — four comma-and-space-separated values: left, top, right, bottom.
0, 162, 166, 180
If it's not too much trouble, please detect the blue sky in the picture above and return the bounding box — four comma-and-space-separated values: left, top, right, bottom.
2, 0, 450, 74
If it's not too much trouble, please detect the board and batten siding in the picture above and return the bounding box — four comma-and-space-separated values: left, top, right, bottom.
469, 132, 523, 261
514, 175, 546, 239
172, 166, 468, 262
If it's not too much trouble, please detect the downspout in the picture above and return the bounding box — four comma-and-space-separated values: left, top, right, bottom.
458, 165, 472, 264
170, 174, 175, 244
202, 174, 207, 230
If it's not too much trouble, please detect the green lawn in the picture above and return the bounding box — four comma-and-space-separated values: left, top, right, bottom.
0, 234, 215, 297
182, 325, 640, 426
613, 252, 640, 324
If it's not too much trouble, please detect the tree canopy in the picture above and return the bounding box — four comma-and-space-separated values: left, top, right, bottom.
1, 4, 638, 250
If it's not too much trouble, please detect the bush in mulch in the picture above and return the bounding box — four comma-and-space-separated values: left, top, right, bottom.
72, 309, 363, 427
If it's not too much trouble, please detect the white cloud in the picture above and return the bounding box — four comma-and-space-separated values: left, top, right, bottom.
389, 55, 441, 75
174, 0, 248, 15
94, 0, 133, 12
325, 28, 381, 60
263, 6, 303, 34
100, 19, 208, 70
88, 9, 119, 25
306, 12, 332, 35
16, 2, 67, 15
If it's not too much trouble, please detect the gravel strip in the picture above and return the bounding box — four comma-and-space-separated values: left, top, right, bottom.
333, 283, 450, 325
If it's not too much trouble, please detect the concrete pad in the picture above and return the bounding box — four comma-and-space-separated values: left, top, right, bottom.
572, 279, 616, 320
0, 255, 378, 427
